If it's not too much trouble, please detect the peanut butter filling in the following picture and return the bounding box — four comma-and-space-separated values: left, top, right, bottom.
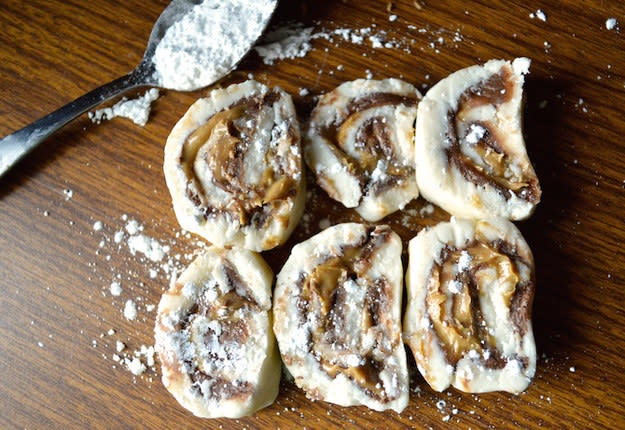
426, 238, 528, 367
181, 91, 300, 226
447, 68, 540, 203
296, 227, 400, 401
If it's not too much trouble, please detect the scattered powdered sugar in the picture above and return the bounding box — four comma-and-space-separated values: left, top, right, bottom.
457, 250, 472, 272
419, 204, 435, 217
110, 281, 122, 296
89, 89, 159, 127
606, 18, 618, 30
448, 280, 463, 294
464, 124, 486, 145
153, 0, 275, 90
255, 23, 314, 65
127, 234, 170, 262
529, 9, 547, 22
126, 357, 146, 376
124, 299, 138, 320
123, 344, 157, 375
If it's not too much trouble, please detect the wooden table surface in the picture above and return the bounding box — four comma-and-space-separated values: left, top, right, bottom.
2, 0, 625, 428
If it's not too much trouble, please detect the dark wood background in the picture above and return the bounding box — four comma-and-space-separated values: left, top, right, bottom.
1, 0, 625, 428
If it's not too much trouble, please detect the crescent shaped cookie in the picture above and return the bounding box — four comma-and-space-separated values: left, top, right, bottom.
305, 79, 421, 222
415, 58, 541, 220
164, 80, 305, 251
273, 223, 409, 412
404, 217, 536, 394
154, 247, 280, 418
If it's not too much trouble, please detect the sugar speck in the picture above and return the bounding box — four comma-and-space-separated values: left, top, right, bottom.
606, 18, 617, 30
124, 300, 138, 320
110, 282, 122, 296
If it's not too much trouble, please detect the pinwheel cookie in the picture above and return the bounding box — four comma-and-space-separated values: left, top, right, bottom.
164, 80, 305, 251
273, 223, 409, 412
415, 58, 541, 220
154, 247, 280, 418
305, 79, 421, 222
404, 217, 536, 394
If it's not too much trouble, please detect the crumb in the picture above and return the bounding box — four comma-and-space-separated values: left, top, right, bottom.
116, 341, 126, 352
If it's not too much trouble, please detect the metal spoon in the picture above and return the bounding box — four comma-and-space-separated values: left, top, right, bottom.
0, 0, 277, 178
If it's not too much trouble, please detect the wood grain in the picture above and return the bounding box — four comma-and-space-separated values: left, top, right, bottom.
2, 0, 625, 428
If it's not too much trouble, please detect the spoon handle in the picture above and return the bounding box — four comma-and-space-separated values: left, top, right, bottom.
0, 69, 149, 178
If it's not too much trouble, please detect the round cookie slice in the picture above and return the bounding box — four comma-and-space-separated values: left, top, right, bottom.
273, 223, 409, 412
164, 80, 305, 251
154, 247, 280, 418
404, 217, 536, 394
415, 58, 541, 220
305, 79, 421, 222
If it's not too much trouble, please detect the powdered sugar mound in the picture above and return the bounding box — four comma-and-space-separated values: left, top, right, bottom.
255, 23, 314, 65
153, 0, 275, 90
89, 89, 159, 126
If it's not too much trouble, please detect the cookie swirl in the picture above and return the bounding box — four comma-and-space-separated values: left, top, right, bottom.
164, 80, 305, 251
273, 223, 409, 412
415, 58, 541, 220
304, 79, 421, 222
154, 247, 280, 418
404, 217, 536, 394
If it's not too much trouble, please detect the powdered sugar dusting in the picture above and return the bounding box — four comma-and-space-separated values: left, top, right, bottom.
153, 0, 275, 91
255, 24, 314, 65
